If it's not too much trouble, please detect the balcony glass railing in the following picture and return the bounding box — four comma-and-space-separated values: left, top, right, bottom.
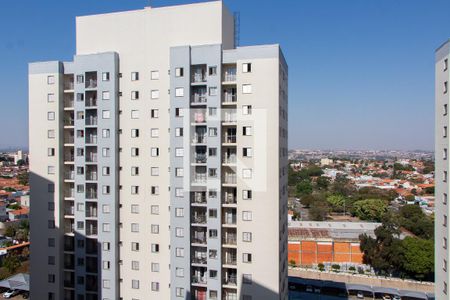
64, 136, 74, 144
86, 226, 98, 236
192, 72, 207, 83
86, 79, 97, 89
85, 209, 97, 218
64, 118, 74, 126
64, 206, 74, 216
223, 214, 237, 225
192, 94, 207, 104
223, 275, 237, 286
223, 71, 237, 82
86, 135, 98, 144
194, 153, 207, 164
86, 98, 97, 107
223, 193, 236, 204
193, 173, 207, 184
193, 112, 206, 123
64, 171, 75, 180
223, 93, 237, 103
64, 154, 74, 162
191, 255, 207, 264
223, 135, 236, 144
223, 255, 237, 265
223, 234, 237, 245
86, 153, 97, 163
192, 193, 206, 204
192, 214, 207, 224
86, 190, 97, 199
192, 236, 207, 244
86, 117, 98, 126
223, 154, 237, 164
224, 173, 237, 184
192, 134, 206, 144
192, 275, 207, 285
223, 292, 238, 300
64, 82, 74, 90
64, 99, 74, 108
64, 189, 75, 198
86, 172, 98, 181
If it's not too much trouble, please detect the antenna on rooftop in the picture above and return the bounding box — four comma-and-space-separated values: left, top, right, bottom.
234, 12, 240, 47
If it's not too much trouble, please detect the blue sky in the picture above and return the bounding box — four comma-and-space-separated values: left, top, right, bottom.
0, 0, 448, 150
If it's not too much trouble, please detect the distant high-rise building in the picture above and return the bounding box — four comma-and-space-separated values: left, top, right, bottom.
436, 39, 450, 299
14, 150, 23, 165
29, 2, 288, 300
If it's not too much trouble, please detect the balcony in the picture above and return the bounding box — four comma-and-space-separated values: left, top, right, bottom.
64, 134, 74, 144
223, 112, 237, 123
192, 267, 207, 285
191, 93, 207, 104
86, 203, 97, 218
64, 170, 74, 180
86, 135, 98, 144
192, 214, 207, 225
64, 204, 74, 216
86, 188, 97, 200
86, 257, 98, 274
64, 95, 74, 109
86, 152, 97, 163
193, 173, 207, 184
223, 172, 237, 185
64, 188, 75, 199
222, 233, 237, 246
223, 191, 237, 205
191, 66, 207, 83
223, 251, 237, 266
223, 212, 237, 226
223, 274, 237, 286
64, 117, 74, 127
223, 134, 236, 144
192, 229, 207, 245
86, 91, 97, 107
193, 111, 206, 123
192, 134, 206, 144
223, 153, 237, 165
64, 236, 74, 252
223, 67, 237, 82
191, 250, 207, 265
194, 152, 207, 164
86, 172, 98, 181
223, 88, 237, 104
64, 74, 74, 90
86, 221, 98, 236
64, 153, 74, 162
191, 192, 207, 205
85, 72, 97, 89
86, 275, 98, 292
223, 290, 238, 300
64, 253, 75, 270
64, 220, 74, 234
86, 116, 98, 126
63, 271, 75, 288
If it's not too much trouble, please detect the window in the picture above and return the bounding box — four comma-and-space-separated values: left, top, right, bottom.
77, 221, 84, 230
243, 253, 252, 263
47, 112, 55, 121
151, 186, 159, 195
243, 63, 252, 73
48, 238, 55, 247
131, 204, 139, 214
176, 287, 184, 297
76, 111, 84, 120
209, 148, 217, 156
175, 108, 184, 117
151, 167, 159, 176
47, 166, 55, 174
151, 147, 159, 157
243, 211, 253, 221
209, 190, 217, 198
131, 185, 139, 194
102, 72, 110, 81
77, 93, 84, 101
445, 215, 448, 227
131, 223, 139, 232
132, 261, 139, 270
209, 66, 217, 76
175, 67, 184, 77
76, 75, 84, 84
209, 209, 217, 218
103, 242, 110, 251
176, 267, 184, 277
445, 237, 448, 249
131, 110, 139, 119
151, 243, 160, 253
132, 279, 140, 289
175, 208, 184, 217
48, 148, 55, 156
209, 127, 217, 137
76, 184, 84, 193
151, 109, 159, 118
209, 249, 218, 259
445, 193, 448, 205
175, 148, 184, 157
48, 202, 54, 211
445, 58, 449, 71
243, 190, 252, 200
445, 81, 448, 94
445, 104, 448, 116
102, 147, 110, 157
243, 168, 252, 179
102, 129, 110, 138
209, 107, 217, 116
175, 87, 184, 97
48, 256, 55, 265
175, 127, 183, 137
175, 247, 184, 257
48, 220, 55, 229
48, 184, 55, 193
131, 148, 139, 157
445, 171, 448, 183
175, 227, 184, 237
102, 186, 110, 195
243, 147, 253, 157
444, 281, 448, 295
444, 259, 447, 272
47, 75, 55, 84
175, 188, 183, 197
243, 126, 252, 136
102, 167, 110, 176
151, 263, 160, 272
243, 105, 252, 115
209, 87, 218, 96
445, 148, 448, 160
243, 274, 252, 284
77, 203, 84, 212
48, 274, 55, 283
151, 71, 159, 80
102, 223, 111, 232
131, 72, 139, 81
209, 270, 217, 278
242, 84, 252, 94
151, 128, 159, 137
47, 93, 55, 103
151, 90, 160, 99
151, 282, 159, 292
210, 291, 218, 299
131, 91, 139, 100
243, 232, 252, 242
102, 91, 110, 100
131, 242, 140, 251
77, 148, 84, 156
175, 168, 184, 177
131, 166, 139, 176
209, 229, 218, 238
151, 224, 159, 234
103, 261, 110, 270
102, 110, 111, 119
131, 129, 139, 138
209, 168, 217, 177
151, 205, 159, 215
445, 126, 448, 138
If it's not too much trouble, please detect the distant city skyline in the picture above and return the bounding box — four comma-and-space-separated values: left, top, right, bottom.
1, 0, 449, 150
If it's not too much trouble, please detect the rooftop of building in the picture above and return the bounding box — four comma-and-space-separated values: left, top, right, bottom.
288, 221, 381, 241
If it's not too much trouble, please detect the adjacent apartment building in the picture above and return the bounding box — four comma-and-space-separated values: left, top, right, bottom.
436, 39, 450, 299
29, 2, 288, 300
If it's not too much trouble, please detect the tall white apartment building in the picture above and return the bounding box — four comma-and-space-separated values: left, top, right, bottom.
436, 39, 450, 299
29, 2, 288, 300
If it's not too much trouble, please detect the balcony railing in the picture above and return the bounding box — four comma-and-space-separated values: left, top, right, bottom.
223, 154, 237, 164
85, 209, 97, 218
64, 118, 74, 126
64, 154, 74, 162
193, 112, 206, 123
192, 236, 206, 244
86, 135, 98, 144
223, 275, 237, 286
86, 172, 98, 181
86, 98, 97, 107
192, 72, 206, 83
64, 136, 74, 144
64, 222, 74, 234
64, 189, 75, 198
193, 173, 207, 184
64, 206, 74, 216
194, 153, 207, 164
224, 173, 237, 184
86, 153, 97, 163
223, 71, 236, 82
192, 94, 207, 104
86, 116, 98, 126
192, 193, 206, 204
192, 275, 207, 285
86, 226, 98, 236
223, 193, 236, 204
223, 214, 237, 225
191, 256, 207, 264
64, 99, 74, 108
223, 234, 237, 245
86, 79, 97, 89
64, 171, 74, 180
223, 135, 236, 144
192, 215, 207, 224
223, 291, 238, 300
86, 190, 97, 199
192, 134, 206, 144
64, 82, 74, 90
223, 255, 237, 265
223, 93, 237, 103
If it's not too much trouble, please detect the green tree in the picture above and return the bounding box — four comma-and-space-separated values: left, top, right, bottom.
399, 205, 434, 239
295, 180, 312, 197
401, 237, 434, 280
5, 226, 16, 238
16, 159, 25, 166
352, 199, 387, 222
300, 194, 315, 208
17, 172, 28, 185
309, 201, 329, 221
316, 176, 330, 190
326, 194, 347, 213
3, 254, 21, 274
